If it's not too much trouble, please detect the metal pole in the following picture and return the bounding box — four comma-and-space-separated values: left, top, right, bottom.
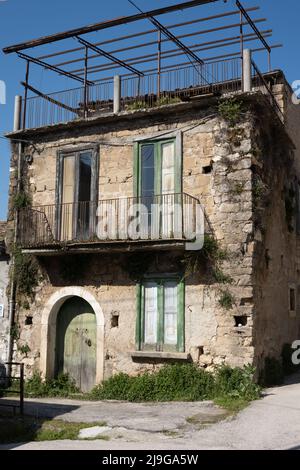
13, 96, 22, 132
22, 60, 30, 130
19, 363, 24, 416
240, 11, 244, 90
84, 46, 89, 118
7, 142, 23, 378
157, 30, 162, 102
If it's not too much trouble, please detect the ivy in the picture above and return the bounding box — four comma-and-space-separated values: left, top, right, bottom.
13, 246, 39, 299
13, 191, 31, 210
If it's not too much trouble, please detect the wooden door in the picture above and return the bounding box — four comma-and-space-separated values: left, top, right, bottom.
56, 297, 96, 392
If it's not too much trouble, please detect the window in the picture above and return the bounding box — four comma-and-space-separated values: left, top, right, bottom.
289, 286, 296, 315
134, 139, 182, 239
136, 278, 185, 353
56, 147, 98, 241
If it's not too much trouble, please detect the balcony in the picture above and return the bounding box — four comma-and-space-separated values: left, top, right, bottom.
18, 193, 206, 253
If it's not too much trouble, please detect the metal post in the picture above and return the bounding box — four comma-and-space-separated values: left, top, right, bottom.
240, 11, 244, 89
84, 46, 89, 118
22, 60, 30, 130
243, 49, 252, 92
13, 96, 22, 132
114, 75, 121, 114
268, 50, 271, 72
157, 30, 162, 103
19, 363, 24, 416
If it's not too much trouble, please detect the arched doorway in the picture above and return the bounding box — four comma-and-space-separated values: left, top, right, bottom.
40, 287, 105, 388
55, 297, 97, 392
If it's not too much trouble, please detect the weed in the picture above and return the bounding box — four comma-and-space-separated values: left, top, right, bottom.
89, 363, 261, 405
218, 289, 236, 310
218, 98, 243, 126
25, 372, 79, 398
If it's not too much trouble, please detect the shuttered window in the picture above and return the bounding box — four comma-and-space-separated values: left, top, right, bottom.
136, 278, 185, 353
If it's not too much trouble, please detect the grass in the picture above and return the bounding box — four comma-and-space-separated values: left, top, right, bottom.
0, 415, 108, 444
214, 396, 250, 414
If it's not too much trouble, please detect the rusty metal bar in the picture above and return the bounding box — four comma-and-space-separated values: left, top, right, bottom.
157, 30, 162, 100
20, 82, 79, 114
75, 35, 144, 77
83, 46, 89, 118
17, 52, 94, 85
73, 30, 272, 76
37, 6, 260, 62
54, 18, 266, 69
3, 0, 220, 54
236, 0, 271, 53
22, 60, 30, 130
94, 43, 282, 83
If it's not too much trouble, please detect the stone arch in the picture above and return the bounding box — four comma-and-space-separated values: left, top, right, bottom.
40, 287, 105, 384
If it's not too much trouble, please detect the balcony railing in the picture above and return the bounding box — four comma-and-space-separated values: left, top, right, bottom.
18, 193, 206, 249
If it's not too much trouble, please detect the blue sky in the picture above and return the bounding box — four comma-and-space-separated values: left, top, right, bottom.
0, 0, 299, 220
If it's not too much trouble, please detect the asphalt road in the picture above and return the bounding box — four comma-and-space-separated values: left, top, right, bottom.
2, 372, 300, 450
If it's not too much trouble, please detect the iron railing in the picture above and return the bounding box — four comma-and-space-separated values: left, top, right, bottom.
251, 60, 284, 121
22, 58, 242, 129
21, 57, 283, 129
18, 193, 205, 248
0, 363, 24, 416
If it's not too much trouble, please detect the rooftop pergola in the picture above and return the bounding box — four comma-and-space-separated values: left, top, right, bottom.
3, 0, 282, 130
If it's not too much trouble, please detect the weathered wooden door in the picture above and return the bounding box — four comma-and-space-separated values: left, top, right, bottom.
56, 297, 96, 392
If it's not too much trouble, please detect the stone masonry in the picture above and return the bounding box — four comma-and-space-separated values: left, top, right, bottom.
5, 72, 300, 384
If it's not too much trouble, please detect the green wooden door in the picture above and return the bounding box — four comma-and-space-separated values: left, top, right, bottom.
56, 297, 96, 392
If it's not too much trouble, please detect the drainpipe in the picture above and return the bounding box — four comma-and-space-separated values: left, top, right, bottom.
7, 96, 23, 376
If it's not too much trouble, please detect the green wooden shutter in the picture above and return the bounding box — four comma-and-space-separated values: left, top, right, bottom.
133, 142, 139, 198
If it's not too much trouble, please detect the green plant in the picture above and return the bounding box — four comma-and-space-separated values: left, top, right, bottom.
218, 98, 243, 126
25, 372, 79, 398
13, 191, 31, 210
212, 268, 233, 285
17, 343, 31, 357
10, 323, 20, 341
126, 100, 148, 111
89, 363, 261, 404
13, 247, 39, 298
156, 96, 181, 106
218, 289, 236, 310
261, 357, 284, 386
182, 235, 229, 279
214, 365, 261, 401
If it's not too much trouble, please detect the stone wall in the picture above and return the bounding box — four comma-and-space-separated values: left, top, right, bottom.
0, 225, 10, 364
6, 92, 300, 381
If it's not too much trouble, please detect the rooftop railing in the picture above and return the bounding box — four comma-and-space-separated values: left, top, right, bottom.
19, 55, 283, 131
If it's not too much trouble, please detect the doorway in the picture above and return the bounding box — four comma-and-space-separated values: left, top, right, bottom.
55, 296, 97, 392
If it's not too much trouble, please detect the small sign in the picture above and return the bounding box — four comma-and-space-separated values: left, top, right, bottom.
0, 305, 4, 318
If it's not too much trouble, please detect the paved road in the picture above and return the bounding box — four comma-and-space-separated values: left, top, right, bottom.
2, 373, 300, 450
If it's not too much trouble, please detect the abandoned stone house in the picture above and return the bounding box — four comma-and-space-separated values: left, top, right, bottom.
2, 1, 300, 391
0, 222, 10, 364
